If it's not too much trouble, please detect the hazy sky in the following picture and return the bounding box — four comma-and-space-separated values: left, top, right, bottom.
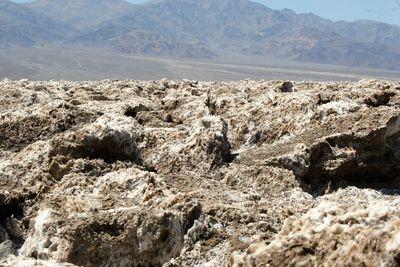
11, 0, 400, 25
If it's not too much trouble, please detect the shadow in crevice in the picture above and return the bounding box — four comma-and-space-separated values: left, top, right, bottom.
50, 130, 142, 165
124, 104, 150, 119
300, 171, 400, 197
0, 192, 37, 248
0, 196, 24, 223
293, 124, 400, 196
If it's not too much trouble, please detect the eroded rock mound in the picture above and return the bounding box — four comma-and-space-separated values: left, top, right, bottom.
0, 78, 400, 266
20, 169, 201, 267
229, 190, 400, 267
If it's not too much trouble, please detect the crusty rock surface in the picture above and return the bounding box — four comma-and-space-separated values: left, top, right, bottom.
229, 189, 400, 267
0, 78, 399, 267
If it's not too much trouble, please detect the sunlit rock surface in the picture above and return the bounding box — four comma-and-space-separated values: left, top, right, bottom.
0, 79, 400, 266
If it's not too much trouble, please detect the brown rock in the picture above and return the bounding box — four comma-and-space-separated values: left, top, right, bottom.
0, 79, 400, 266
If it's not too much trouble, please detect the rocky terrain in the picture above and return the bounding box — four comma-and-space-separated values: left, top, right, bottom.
0, 78, 400, 266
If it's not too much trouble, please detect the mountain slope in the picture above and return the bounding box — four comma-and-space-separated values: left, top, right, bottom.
0, 0, 76, 47
68, 0, 400, 69
25, 0, 137, 31
5, 0, 400, 70
331, 20, 400, 49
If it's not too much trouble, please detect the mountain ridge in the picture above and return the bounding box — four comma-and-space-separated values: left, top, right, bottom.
3, 0, 400, 70
24, 0, 137, 31
0, 0, 77, 47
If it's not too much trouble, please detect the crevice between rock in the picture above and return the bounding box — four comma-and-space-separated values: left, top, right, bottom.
270, 115, 400, 196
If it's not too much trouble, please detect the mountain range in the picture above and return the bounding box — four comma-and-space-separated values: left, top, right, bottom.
2, 0, 400, 70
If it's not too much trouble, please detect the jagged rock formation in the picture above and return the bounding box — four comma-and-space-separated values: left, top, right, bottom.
230, 193, 400, 267
0, 78, 400, 266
